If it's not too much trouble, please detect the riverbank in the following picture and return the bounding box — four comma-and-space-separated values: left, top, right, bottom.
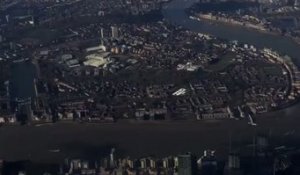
185, 1, 300, 52
189, 13, 300, 48
189, 14, 273, 35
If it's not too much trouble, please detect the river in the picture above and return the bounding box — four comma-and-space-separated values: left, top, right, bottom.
1, 0, 300, 163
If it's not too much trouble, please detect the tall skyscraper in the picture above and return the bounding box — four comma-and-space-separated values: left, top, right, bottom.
178, 153, 192, 175
111, 26, 119, 39
100, 28, 104, 39
100, 28, 104, 45
295, 0, 300, 7
109, 148, 115, 168
5, 15, 9, 23
228, 153, 240, 169
16, 98, 33, 124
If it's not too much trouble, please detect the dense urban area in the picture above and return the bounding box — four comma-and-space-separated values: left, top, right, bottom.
1, 0, 300, 174
1, 0, 300, 125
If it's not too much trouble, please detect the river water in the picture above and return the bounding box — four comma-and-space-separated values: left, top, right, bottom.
2, 0, 300, 162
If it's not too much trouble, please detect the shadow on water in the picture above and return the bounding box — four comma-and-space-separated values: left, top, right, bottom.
61, 142, 127, 160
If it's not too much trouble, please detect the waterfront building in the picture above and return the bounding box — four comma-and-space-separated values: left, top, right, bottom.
224, 153, 242, 175
178, 153, 192, 175
197, 150, 218, 175
110, 148, 116, 168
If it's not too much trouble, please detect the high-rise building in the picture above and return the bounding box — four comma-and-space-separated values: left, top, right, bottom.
100, 28, 104, 39
295, 0, 300, 7
228, 154, 240, 169
100, 28, 104, 45
0, 159, 3, 175
178, 153, 192, 175
5, 15, 9, 23
111, 26, 119, 39
225, 153, 242, 175
16, 98, 33, 124
109, 148, 116, 168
